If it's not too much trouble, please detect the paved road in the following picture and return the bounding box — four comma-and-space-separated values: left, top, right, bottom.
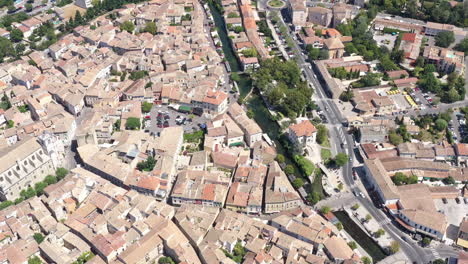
263, 6, 455, 263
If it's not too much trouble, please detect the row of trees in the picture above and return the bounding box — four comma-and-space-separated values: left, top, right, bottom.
0, 168, 68, 211
328, 67, 360, 80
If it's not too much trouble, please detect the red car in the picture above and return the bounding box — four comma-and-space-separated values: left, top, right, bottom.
144, 115, 150, 119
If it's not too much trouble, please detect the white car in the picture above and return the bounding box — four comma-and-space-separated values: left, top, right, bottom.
359, 192, 365, 199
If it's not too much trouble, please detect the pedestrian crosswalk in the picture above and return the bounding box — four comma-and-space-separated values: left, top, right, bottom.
429, 245, 440, 259
377, 218, 391, 226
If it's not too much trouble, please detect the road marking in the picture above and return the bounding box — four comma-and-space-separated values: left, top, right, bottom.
429, 246, 440, 259
378, 218, 391, 226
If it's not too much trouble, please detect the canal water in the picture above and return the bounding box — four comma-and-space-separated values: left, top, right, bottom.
208, 1, 253, 97
334, 211, 388, 262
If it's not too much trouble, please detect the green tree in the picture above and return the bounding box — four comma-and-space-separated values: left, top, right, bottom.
361, 256, 372, 264
55, 168, 68, 180
44, 175, 57, 185
10, 28, 23, 43
351, 203, 359, 210
421, 237, 431, 247
113, 119, 121, 131
442, 176, 455, 185
292, 178, 304, 189
25, 3, 32, 11
231, 72, 240, 82
435, 31, 455, 48
34, 181, 48, 196
389, 241, 400, 254
365, 214, 372, 222
392, 172, 408, 185
432, 259, 445, 264
389, 132, 403, 145
7, 120, 14, 128
15, 43, 25, 56
241, 48, 257, 58
335, 222, 343, 231
306, 45, 320, 60
126, 117, 141, 130
320, 206, 331, 214
435, 118, 448, 131
319, 49, 329, 60
136, 156, 156, 171
338, 182, 344, 191
348, 241, 357, 250
375, 228, 385, 238
334, 153, 348, 167
307, 191, 321, 205
316, 125, 328, 145
407, 174, 418, 184
20, 187, 36, 199
0, 200, 13, 210
284, 164, 294, 175
28, 256, 42, 264
0, 37, 15, 61
33, 233, 44, 244
74, 10, 84, 25
120, 21, 135, 33
454, 37, 468, 55
143, 21, 157, 35
141, 101, 152, 113
276, 154, 285, 164
158, 257, 175, 264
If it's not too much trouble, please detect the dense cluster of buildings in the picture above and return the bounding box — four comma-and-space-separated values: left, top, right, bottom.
219, 0, 270, 70
360, 140, 468, 241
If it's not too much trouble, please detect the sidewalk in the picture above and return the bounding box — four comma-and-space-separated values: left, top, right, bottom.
378, 251, 409, 264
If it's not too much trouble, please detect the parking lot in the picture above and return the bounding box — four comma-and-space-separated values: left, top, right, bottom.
145, 105, 209, 135
390, 94, 411, 110
434, 198, 468, 242
452, 112, 467, 143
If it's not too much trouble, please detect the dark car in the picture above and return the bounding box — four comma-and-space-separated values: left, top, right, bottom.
455, 197, 461, 204
442, 198, 448, 204
164, 115, 170, 120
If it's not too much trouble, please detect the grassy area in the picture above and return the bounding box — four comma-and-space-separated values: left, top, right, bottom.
311, 171, 325, 197
334, 211, 388, 262
321, 148, 332, 161
267, 0, 285, 7
320, 138, 330, 148
183, 130, 204, 143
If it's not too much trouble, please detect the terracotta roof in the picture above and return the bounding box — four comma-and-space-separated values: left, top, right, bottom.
456, 143, 468, 156
289, 120, 317, 137
402, 33, 417, 43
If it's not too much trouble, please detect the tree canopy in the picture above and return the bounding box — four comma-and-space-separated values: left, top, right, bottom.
120, 20, 135, 33
125, 117, 141, 130
143, 21, 157, 35
435, 31, 455, 48
252, 58, 312, 118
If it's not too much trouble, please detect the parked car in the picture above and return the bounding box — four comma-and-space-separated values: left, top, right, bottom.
455, 197, 461, 204
442, 198, 448, 204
